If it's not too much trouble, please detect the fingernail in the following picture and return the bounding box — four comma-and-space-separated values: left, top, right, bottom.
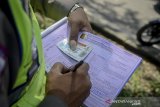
70, 40, 77, 51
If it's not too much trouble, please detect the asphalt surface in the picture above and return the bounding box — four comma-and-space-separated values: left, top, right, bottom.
81, 0, 160, 66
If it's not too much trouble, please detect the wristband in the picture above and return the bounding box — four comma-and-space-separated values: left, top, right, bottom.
68, 4, 83, 16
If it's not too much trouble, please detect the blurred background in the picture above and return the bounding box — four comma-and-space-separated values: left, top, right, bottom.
35, 0, 160, 106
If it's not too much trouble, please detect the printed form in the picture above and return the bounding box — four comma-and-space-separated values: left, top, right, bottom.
42, 17, 142, 107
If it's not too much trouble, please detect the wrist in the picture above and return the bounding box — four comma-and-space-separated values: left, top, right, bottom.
47, 89, 67, 103
40, 95, 68, 107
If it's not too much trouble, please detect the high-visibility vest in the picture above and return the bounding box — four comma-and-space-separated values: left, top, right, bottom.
8, 0, 46, 106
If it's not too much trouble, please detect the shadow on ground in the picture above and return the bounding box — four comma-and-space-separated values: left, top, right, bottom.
83, 0, 141, 35
83, 0, 160, 66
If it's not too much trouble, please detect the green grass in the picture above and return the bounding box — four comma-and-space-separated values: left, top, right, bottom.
119, 61, 160, 97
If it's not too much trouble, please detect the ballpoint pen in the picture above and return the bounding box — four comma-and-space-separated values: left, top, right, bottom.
62, 60, 84, 74
69, 60, 84, 72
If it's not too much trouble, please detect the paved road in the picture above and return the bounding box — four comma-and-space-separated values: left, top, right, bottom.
81, 0, 160, 65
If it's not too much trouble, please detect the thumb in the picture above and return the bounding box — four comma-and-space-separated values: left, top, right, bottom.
81, 23, 93, 33
69, 22, 80, 50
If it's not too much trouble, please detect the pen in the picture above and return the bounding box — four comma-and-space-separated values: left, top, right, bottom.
69, 60, 84, 72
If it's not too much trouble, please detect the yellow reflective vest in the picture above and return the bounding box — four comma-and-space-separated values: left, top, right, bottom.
9, 0, 46, 106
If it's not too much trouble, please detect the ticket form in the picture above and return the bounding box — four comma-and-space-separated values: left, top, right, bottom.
42, 18, 142, 107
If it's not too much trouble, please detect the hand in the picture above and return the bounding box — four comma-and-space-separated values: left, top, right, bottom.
46, 62, 92, 107
68, 8, 93, 50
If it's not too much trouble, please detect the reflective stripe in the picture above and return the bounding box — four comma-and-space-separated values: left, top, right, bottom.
27, 55, 39, 81
9, 56, 39, 106
0, 45, 7, 74
0, 57, 5, 73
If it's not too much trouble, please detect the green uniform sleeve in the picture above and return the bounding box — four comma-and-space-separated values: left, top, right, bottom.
30, 0, 80, 20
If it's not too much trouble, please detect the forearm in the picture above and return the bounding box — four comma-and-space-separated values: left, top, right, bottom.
31, 0, 80, 20
39, 95, 67, 107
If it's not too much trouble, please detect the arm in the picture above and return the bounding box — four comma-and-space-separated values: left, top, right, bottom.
39, 95, 67, 107
30, 0, 79, 20
31, 0, 93, 50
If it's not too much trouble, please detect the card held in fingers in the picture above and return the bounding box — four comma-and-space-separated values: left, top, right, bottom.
57, 38, 93, 61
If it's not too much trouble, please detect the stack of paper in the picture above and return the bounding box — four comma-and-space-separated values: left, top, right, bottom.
42, 17, 142, 107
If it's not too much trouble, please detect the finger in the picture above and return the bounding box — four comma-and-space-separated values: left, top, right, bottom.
51, 62, 67, 75
81, 23, 93, 33
76, 62, 90, 75
69, 21, 80, 50
69, 21, 79, 42
70, 40, 77, 51
61, 66, 70, 74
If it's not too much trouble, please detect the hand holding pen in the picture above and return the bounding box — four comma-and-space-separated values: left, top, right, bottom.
46, 61, 92, 107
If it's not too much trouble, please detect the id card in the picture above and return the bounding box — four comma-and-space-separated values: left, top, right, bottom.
57, 38, 93, 61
